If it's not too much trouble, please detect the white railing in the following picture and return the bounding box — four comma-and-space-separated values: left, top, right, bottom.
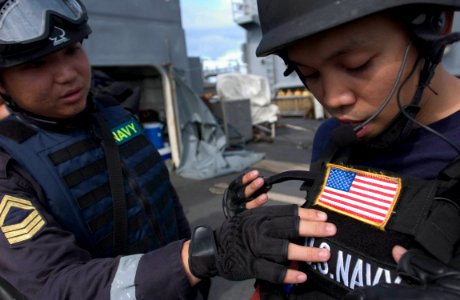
203, 60, 248, 81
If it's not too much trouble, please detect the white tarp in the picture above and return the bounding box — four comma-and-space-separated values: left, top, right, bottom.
174, 75, 264, 180
216, 73, 279, 125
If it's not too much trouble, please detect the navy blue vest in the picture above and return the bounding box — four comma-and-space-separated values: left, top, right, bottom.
0, 100, 178, 257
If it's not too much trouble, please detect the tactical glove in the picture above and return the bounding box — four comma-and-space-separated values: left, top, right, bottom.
222, 173, 271, 218
344, 249, 460, 300
222, 173, 248, 218
222, 170, 317, 218
189, 205, 300, 283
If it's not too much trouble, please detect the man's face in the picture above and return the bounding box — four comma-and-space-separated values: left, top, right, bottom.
287, 15, 420, 140
0, 42, 91, 119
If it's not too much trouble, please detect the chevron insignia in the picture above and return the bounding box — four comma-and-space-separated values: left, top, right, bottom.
0, 195, 45, 245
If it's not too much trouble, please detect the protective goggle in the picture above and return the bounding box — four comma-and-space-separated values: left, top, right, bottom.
0, 0, 86, 44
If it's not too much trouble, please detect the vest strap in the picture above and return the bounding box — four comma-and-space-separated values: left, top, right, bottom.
0, 119, 37, 143
414, 157, 460, 264
94, 113, 128, 256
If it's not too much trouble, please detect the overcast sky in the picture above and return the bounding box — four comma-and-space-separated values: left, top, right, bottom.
180, 0, 246, 67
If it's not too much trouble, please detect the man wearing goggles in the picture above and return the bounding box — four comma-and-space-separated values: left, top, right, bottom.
0, 0, 336, 299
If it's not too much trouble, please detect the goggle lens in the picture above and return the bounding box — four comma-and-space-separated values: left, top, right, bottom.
0, 0, 85, 43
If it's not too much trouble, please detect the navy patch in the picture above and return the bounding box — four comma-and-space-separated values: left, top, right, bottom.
0, 195, 45, 244
112, 119, 142, 145
306, 237, 401, 290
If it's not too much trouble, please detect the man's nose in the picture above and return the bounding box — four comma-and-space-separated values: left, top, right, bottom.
320, 75, 356, 111
53, 59, 77, 84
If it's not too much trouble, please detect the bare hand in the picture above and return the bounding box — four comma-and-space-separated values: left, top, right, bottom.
392, 245, 407, 264
241, 170, 269, 209
283, 207, 336, 283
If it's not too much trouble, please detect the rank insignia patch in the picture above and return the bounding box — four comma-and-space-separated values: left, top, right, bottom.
0, 195, 45, 244
315, 164, 402, 230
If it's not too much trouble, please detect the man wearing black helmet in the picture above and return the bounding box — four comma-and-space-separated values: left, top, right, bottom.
0, 0, 338, 299
226, 0, 460, 299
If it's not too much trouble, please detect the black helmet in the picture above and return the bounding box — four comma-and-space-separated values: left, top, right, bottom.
256, 0, 460, 57
0, 0, 91, 68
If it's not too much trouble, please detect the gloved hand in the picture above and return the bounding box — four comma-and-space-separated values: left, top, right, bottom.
189, 205, 300, 283
344, 249, 460, 300
222, 172, 270, 218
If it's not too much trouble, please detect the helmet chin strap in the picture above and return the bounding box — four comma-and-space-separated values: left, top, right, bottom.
326, 42, 414, 150
362, 30, 460, 150
281, 42, 417, 150
282, 29, 460, 151
353, 42, 413, 134
1, 92, 94, 129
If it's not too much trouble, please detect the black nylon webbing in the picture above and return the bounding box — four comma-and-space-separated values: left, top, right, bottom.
0, 119, 37, 143
265, 170, 319, 186
134, 154, 159, 176
88, 196, 137, 232
127, 173, 167, 246
386, 177, 438, 236
48, 139, 98, 165
413, 157, 460, 263
88, 208, 112, 233
94, 113, 128, 256
63, 159, 106, 187
440, 156, 460, 180
97, 223, 155, 254
77, 183, 111, 209
119, 135, 149, 157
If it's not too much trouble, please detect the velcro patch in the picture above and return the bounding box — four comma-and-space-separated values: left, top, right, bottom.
315, 164, 401, 230
0, 195, 45, 244
112, 119, 142, 145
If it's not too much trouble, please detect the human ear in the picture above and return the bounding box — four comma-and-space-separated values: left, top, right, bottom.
0, 80, 7, 96
0, 72, 9, 95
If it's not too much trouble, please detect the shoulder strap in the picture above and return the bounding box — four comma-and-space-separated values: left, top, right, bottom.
93, 112, 128, 256
0, 118, 37, 143
439, 155, 460, 182
411, 155, 460, 264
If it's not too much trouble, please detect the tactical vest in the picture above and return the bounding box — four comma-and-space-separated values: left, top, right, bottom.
254, 142, 460, 299
287, 145, 460, 298
0, 99, 179, 257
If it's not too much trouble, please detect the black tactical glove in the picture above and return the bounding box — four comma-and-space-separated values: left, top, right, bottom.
222, 170, 316, 218
189, 205, 300, 283
222, 173, 270, 218
344, 249, 460, 300
222, 173, 247, 218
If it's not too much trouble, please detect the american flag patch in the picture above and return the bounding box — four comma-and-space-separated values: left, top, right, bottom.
315, 164, 401, 229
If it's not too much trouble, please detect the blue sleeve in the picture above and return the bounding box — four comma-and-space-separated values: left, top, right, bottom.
135, 240, 197, 299
311, 118, 340, 164
171, 188, 192, 239
0, 152, 195, 300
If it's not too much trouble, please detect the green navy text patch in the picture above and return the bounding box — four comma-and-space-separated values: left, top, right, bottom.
112, 119, 142, 145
